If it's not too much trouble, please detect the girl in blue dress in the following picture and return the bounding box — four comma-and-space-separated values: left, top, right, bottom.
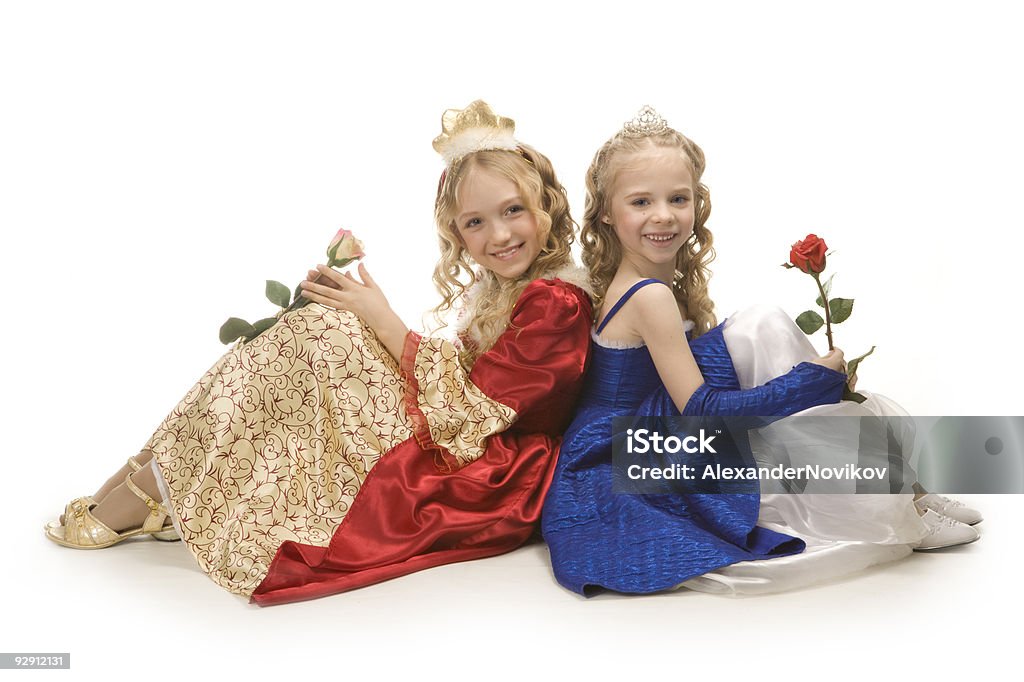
541, 107, 980, 596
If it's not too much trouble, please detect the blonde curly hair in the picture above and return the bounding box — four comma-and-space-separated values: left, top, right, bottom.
432, 144, 576, 365
581, 127, 717, 337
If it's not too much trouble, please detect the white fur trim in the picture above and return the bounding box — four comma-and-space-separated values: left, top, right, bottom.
546, 264, 595, 299
591, 318, 693, 349
440, 128, 519, 165
591, 328, 646, 350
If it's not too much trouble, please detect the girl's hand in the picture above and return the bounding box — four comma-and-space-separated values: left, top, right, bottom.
300, 263, 409, 361
304, 268, 341, 291
809, 348, 846, 374
301, 263, 389, 325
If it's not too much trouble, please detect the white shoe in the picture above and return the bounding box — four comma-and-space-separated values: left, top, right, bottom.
914, 509, 980, 551
914, 493, 983, 526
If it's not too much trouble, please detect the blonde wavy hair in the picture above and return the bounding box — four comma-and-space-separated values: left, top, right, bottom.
432, 144, 576, 366
581, 128, 717, 337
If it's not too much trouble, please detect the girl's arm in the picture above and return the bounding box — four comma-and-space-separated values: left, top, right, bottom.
628, 283, 708, 413
630, 285, 847, 417
678, 362, 846, 417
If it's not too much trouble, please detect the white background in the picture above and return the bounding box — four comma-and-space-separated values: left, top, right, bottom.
1, 1, 1021, 680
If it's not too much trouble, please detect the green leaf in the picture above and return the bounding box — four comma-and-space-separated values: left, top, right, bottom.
249, 316, 279, 338
842, 386, 868, 403
265, 280, 291, 308
815, 273, 835, 308
822, 273, 834, 296
829, 297, 854, 324
795, 310, 825, 335
219, 317, 255, 344
846, 345, 876, 379
292, 282, 304, 304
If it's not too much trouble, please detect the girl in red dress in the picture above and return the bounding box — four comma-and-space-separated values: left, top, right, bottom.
45, 100, 593, 606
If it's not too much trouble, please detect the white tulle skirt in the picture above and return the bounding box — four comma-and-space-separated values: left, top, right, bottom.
681, 305, 927, 595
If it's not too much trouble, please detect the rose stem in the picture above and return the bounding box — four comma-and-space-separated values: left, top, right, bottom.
813, 272, 835, 351
282, 270, 324, 315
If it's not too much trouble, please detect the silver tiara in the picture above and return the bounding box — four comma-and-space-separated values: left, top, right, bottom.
621, 105, 669, 137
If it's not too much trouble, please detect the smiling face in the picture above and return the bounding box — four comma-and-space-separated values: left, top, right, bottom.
603, 147, 696, 277
455, 167, 544, 282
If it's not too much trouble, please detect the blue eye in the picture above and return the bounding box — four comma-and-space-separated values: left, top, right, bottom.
672, 195, 689, 204
463, 218, 482, 229
631, 198, 649, 207
506, 205, 524, 216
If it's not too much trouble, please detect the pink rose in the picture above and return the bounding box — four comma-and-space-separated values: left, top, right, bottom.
327, 228, 365, 266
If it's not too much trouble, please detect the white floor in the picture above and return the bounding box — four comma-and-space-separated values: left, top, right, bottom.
9, 494, 1018, 681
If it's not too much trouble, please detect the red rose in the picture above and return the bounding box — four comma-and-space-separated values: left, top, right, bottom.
790, 234, 828, 274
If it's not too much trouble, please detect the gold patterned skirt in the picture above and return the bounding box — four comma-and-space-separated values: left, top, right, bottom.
143, 304, 413, 597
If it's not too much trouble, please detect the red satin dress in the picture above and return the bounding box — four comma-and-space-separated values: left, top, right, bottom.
143, 277, 591, 605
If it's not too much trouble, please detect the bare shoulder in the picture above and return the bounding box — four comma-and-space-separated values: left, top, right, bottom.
632, 284, 688, 338
596, 279, 679, 343
627, 280, 677, 313
601, 279, 673, 315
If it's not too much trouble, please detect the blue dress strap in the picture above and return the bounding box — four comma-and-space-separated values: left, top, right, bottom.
595, 278, 669, 334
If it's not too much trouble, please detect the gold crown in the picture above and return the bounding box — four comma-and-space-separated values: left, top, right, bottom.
621, 105, 669, 137
432, 100, 519, 165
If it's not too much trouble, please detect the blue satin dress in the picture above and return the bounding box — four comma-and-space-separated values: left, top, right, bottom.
542, 279, 847, 595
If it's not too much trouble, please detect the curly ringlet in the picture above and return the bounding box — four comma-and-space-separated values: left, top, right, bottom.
432, 144, 576, 366
581, 127, 717, 337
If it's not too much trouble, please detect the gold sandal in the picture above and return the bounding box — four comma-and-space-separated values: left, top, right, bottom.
53, 456, 149, 525
45, 470, 179, 549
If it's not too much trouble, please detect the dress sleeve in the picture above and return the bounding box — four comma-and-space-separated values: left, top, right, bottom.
680, 362, 847, 417
400, 279, 592, 471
